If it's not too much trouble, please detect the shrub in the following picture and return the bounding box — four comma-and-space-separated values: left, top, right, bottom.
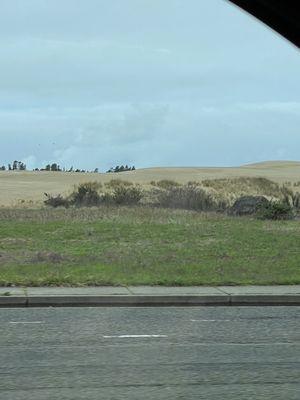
44, 193, 70, 208
256, 201, 294, 220
156, 184, 217, 211
113, 186, 143, 205
70, 182, 102, 207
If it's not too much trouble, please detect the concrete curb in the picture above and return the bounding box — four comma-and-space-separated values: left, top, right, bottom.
1, 294, 300, 307
0, 296, 27, 307
230, 294, 300, 306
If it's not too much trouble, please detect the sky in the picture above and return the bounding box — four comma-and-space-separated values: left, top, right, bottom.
0, 0, 300, 171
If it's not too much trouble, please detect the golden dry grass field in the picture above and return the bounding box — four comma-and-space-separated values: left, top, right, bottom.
1, 160, 300, 207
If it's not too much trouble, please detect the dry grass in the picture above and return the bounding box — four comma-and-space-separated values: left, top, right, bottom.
1, 160, 300, 207
201, 177, 293, 205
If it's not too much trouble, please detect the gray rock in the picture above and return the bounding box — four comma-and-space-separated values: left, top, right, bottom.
229, 195, 269, 216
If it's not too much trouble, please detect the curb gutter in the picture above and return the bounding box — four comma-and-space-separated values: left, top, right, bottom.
1, 294, 300, 307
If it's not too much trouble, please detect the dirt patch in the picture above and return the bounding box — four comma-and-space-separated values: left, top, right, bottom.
30, 251, 67, 264
0, 252, 16, 264
0, 238, 29, 245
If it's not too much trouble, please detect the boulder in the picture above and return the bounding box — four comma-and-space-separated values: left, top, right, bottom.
229, 195, 269, 216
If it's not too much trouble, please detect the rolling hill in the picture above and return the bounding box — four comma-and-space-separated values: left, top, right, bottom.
0, 161, 299, 206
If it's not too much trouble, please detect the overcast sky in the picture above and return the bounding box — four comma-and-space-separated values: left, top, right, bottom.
0, 0, 299, 171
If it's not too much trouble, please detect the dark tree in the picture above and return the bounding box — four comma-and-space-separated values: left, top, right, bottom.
106, 165, 136, 173
50, 163, 59, 171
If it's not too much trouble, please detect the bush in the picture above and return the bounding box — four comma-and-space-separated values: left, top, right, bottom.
44, 182, 143, 208
156, 185, 217, 211
113, 186, 143, 205
257, 201, 294, 220
70, 182, 102, 207
44, 193, 70, 208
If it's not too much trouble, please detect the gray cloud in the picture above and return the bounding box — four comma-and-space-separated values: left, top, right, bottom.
0, 0, 299, 170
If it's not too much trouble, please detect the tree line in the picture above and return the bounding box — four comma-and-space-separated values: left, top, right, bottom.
0, 161, 136, 173
1, 160, 26, 171
106, 165, 136, 173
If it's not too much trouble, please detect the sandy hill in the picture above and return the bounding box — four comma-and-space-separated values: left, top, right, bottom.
0, 161, 299, 206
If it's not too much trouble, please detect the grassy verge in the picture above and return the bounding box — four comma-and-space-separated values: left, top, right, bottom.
0, 206, 299, 286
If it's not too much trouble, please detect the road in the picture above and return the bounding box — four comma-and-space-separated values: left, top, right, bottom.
0, 306, 299, 399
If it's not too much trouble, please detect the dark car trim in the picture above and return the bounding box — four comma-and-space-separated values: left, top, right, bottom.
228, 0, 300, 47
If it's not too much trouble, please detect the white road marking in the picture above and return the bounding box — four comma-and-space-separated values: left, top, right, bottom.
189, 342, 298, 346
9, 321, 44, 324
103, 335, 168, 339
190, 319, 231, 322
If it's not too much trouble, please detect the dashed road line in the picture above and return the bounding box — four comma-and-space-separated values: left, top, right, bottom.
9, 321, 45, 324
103, 335, 168, 339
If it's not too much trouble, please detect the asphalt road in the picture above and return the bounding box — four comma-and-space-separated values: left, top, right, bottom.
0, 307, 299, 400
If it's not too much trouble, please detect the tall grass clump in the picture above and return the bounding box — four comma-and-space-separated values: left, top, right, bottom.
112, 186, 143, 205
292, 192, 300, 209
156, 184, 221, 212
70, 182, 102, 207
201, 177, 294, 205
